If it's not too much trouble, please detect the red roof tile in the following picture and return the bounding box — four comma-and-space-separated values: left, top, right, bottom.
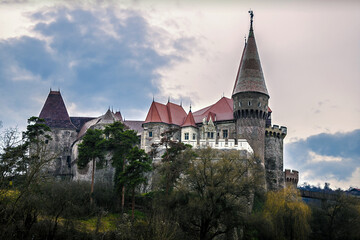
181, 110, 196, 127
144, 101, 186, 126
193, 97, 234, 123
145, 98, 272, 126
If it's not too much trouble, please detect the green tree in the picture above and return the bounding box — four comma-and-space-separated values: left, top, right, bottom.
103, 121, 138, 211
263, 186, 311, 240
119, 146, 152, 219
155, 128, 192, 196
0, 117, 58, 239
78, 128, 106, 205
310, 193, 360, 240
170, 148, 261, 240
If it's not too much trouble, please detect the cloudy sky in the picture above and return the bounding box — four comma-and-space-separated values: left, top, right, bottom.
0, 0, 359, 189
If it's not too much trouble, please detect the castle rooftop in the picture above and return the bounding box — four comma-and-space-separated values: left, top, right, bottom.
232, 11, 269, 97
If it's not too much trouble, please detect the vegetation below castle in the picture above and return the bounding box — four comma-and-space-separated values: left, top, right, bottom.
0, 118, 359, 240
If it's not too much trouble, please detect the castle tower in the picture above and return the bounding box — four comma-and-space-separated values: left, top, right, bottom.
232, 11, 269, 166
39, 90, 77, 178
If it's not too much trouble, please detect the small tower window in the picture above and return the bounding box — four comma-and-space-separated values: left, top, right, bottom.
239, 102, 242, 107
184, 133, 189, 140
149, 131, 153, 137
258, 102, 261, 107
248, 101, 251, 106
192, 133, 196, 140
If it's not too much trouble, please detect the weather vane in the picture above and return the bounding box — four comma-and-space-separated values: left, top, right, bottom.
248, 10, 254, 29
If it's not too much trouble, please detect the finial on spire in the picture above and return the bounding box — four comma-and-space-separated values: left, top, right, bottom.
189, 103, 192, 112
180, 98, 182, 107
168, 96, 170, 103
248, 10, 254, 30
152, 95, 154, 102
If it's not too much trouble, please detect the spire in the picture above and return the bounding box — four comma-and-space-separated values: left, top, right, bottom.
39, 90, 75, 129
232, 11, 269, 97
182, 110, 196, 127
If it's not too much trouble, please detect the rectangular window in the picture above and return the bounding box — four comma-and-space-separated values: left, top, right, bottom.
149, 131, 153, 137
223, 129, 228, 138
184, 133, 189, 140
192, 133, 196, 140
208, 132, 214, 139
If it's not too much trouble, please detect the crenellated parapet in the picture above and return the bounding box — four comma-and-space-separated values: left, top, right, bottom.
284, 169, 299, 188
265, 125, 287, 138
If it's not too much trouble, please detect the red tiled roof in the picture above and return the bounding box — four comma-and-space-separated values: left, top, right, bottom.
39, 91, 75, 129
144, 101, 187, 126
193, 97, 234, 123
181, 111, 196, 127
144, 98, 272, 126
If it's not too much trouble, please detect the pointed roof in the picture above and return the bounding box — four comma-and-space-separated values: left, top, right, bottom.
97, 109, 119, 124
39, 90, 75, 129
193, 97, 233, 123
182, 110, 196, 127
114, 111, 123, 121
144, 101, 187, 126
232, 12, 269, 97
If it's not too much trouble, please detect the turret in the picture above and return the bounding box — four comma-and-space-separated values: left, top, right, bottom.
232, 11, 269, 165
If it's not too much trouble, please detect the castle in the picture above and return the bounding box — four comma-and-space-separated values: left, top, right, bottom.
37, 12, 296, 190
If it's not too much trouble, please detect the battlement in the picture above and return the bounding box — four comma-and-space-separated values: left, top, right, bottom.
284, 169, 299, 187
265, 125, 287, 138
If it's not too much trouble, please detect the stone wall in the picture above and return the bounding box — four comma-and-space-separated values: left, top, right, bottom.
264, 125, 287, 190
46, 128, 78, 178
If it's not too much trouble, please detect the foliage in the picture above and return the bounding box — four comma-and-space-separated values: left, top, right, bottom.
78, 128, 106, 204
309, 194, 360, 240
0, 117, 59, 239
103, 121, 139, 211
78, 128, 106, 169
169, 148, 262, 240
119, 146, 152, 219
263, 186, 312, 240
154, 128, 193, 195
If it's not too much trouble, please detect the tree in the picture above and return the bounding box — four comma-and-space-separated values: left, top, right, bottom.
78, 128, 106, 205
310, 193, 360, 240
119, 146, 152, 219
155, 128, 192, 196
170, 148, 261, 240
103, 121, 138, 211
0, 117, 58, 239
263, 186, 311, 240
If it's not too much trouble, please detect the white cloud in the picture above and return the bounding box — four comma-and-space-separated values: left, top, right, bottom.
308, 151, 343, 163
301, 167, 360, 190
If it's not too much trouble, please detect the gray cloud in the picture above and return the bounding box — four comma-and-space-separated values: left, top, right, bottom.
0, 6, 195, 128
285, 129, 360, 186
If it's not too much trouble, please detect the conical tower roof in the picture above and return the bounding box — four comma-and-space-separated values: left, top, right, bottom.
39, 90, 75, 129
182, 109, 196, 127
232, 11, 269, 97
